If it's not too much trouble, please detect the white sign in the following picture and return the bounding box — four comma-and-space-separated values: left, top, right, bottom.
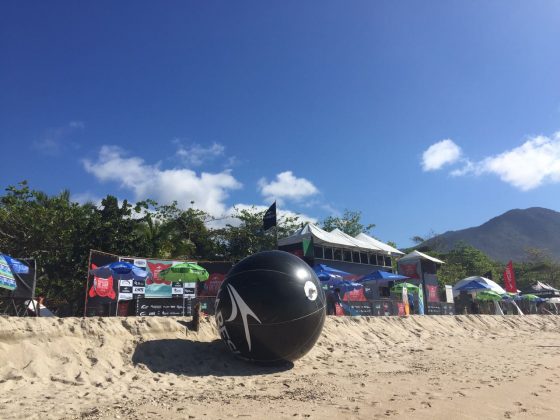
119, 280, 133, 287
183, 282, 196, 298
445, 285, 454, 303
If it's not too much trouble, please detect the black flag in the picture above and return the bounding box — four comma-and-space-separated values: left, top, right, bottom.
263, 201, 277, 231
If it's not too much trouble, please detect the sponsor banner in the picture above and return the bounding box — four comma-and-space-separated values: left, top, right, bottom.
445, 285, 454, 303
371, 300, 393, 316
183, 282, 196, 299
341, 301, 373, 316
503, 260, 517, 293
426, 303, 441, 315
136, 298, 185, 316
119, 292, 133, 301
119, 280, 133, 287
398, 260, 421, 279
0, 255, 17, 291
133, 286, 145, 294
426, 284, 439, 303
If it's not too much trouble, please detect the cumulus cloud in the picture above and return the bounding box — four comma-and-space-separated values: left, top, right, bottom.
208, 203, 317, 229
174, 141, 227, 167
258, 171, 319, 204
83, 145, 242, 216
421, 139, 462, 171
451, 132, 560, 191
32, 121, 85, 155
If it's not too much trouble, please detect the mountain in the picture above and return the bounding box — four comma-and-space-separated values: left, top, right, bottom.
421, 207, 560, 262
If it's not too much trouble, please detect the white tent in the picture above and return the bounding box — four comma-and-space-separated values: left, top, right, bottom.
279, 223, 389, 252
399, 250, 444, 264
452, 276, 507, 297
355, 232, 404, 256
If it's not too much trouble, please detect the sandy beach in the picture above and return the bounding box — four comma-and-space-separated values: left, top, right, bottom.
1, 315, 559, 419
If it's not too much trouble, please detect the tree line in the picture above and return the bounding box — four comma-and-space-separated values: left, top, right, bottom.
1, 182, 558, 314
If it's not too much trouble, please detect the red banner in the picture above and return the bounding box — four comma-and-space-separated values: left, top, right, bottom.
503, 260, 517, 293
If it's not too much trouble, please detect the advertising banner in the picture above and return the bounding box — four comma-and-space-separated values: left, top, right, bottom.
0, 255, 17, 291
503, 260, 517, 293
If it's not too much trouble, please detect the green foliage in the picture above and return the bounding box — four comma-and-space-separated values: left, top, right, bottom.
321, 209, 375, 237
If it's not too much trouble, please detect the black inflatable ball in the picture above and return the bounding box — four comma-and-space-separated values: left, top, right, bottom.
215, 250, 326, 363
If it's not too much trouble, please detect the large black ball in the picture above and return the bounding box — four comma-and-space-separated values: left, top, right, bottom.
215, 250, 326, 363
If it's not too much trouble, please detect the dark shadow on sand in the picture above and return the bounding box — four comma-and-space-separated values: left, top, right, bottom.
132, 339, 294, 377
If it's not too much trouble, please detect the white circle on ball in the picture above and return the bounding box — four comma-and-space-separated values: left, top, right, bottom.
304, 281, 318, 301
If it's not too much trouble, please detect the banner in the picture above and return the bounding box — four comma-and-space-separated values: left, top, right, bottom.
263, 201, 277, 231
417, 286, 425, 315
503, 260, 517, 293
0, 255, 17, 291
445, 285, 454, 303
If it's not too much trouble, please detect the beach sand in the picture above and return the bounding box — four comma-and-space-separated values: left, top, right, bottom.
1, 315, 559, 419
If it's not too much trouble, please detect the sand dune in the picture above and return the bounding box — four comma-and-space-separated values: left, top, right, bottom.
1, 315, 559, 419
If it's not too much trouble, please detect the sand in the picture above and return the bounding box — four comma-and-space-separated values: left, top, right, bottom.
1, 315, 559, 419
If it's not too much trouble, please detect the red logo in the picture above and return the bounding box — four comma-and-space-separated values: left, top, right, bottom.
147, 262, 172, 285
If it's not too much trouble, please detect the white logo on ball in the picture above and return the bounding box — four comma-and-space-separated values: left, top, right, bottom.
304, 281, 318, 301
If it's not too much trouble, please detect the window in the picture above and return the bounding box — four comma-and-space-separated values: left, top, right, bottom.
333, 248, 342, 260
370, 254, 378, 265
352, 251, 360, 263
324, 247, 333, 260
343, 249, 352, 262
384, 256, 392, 267
313, 246, 323, 258
360, 252, 368, 264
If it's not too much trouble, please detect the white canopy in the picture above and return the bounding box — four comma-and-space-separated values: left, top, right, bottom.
278, 223, 400, 255
399, 250, 445, 264
452, 276, 507, 297
355, 232, 404, 256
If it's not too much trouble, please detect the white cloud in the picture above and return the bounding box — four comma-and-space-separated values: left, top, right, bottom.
174, 141, 226, 167
421, 139, 462, 171
258, 171, 319, 204
32, 121, 85, 155
83, 145, 242, 216
209, 203, 317, 229
451, 132, 560, 191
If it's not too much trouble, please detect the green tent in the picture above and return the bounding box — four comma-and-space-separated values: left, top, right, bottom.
475, 290, 503, 301
159, 262, 209, 282
520, 294, 540, 301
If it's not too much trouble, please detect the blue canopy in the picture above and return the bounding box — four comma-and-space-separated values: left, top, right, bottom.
358, 270, 408, 282
107, 261, 149, 278
313, 264, 352, 282
323, 279, 364, 294
454, 280, 491, 292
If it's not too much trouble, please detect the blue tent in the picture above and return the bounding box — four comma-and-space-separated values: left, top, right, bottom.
358, 270, 408, 282
454, 280, 491, 292
313, 264, 352, 282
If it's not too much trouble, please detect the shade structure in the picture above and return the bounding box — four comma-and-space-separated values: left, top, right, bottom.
453, 276, 506, 297
313, 264, 352, 282
358, 270, 408, 282
1, 254, 29, 274
475, 290, 503, 301
0, 254, 18, 291
159, 262, 209, 282
391, 282, 420, 292
520, 294, 541, 301
454, 280, 491, 292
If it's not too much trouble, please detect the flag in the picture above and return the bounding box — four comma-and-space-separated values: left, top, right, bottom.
503, 260, 517, 293
263, 201, 277, 231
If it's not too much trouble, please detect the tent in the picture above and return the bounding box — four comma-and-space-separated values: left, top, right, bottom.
521, 281, 560, 298
399, 250, 445, 265
358, 270, 408, 282
278, 223, 402, 256
454, 279, 491, 292
355, 232, 404, 256
313, 264, 352, 282
453, 276, 506, 297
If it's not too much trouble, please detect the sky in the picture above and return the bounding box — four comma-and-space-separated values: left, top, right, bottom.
1, 1, 560, 248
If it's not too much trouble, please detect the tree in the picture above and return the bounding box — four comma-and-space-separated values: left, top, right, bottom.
321, 209, 375, 237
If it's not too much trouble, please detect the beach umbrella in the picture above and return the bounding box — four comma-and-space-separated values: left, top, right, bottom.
475, 290, 503, 301
391, 282, 420, 293
0, 253, 20, 291
313, 264, 352, 282
358, 270, 408, 282
159, 262, 209, 282
520, 294, 541, 301
454, 279, 491, 292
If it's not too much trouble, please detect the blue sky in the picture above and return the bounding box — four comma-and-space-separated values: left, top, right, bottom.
2, 1, 560, 247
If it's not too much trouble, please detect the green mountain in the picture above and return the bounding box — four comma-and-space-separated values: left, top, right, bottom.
422, 207, 560, 262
